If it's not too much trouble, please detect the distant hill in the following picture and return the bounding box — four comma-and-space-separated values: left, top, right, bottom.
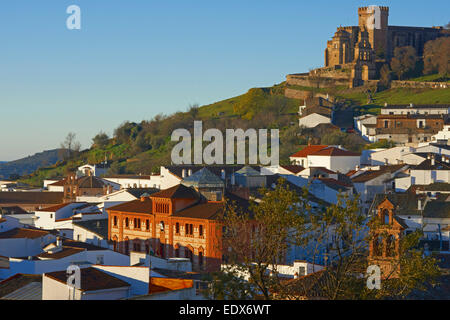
0, 149, 66, 179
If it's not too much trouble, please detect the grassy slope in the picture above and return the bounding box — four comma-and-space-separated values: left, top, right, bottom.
19, 80, 449, 187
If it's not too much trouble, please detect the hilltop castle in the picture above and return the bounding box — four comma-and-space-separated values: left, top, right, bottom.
323, 6, 447, 86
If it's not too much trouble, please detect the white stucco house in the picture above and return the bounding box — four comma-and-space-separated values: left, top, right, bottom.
0, 215, 56, 258
103, 174, 162, 190
34, 202, 105, 231
370, 146, 415, 165
395, 155, 450, 192
78, 163, 111, 177
299, 113, 331, 128
431, 125, 450, 144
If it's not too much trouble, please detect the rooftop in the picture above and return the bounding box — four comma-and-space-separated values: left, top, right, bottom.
151, 184, 199, 200
290, 145, 328, 158
45, 267, 130, 292
0, 274, 42, 300
0, 228, 50, 240
181, 167, 225, 188
0, 192, 64, 205
72, 219, 108, 239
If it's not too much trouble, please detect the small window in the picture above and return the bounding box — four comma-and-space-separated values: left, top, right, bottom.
176, 223, 180, 234
113, 216, 117, 227
146, 219, 150, 231
199, 225, 203, 237
125, 218, 129, 228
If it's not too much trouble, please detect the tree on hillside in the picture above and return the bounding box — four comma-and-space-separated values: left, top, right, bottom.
188, 104, 200, 120
92, 131, 110, 148
233, 88, 268, 120
114, 121, 138, 144
423, 37, 450, 76
60, 132, 81, 160
379, 64, 393, 88
390, 46, 418, 80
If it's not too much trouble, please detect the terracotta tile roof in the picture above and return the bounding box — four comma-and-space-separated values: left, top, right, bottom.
172, 202, 224, 220
107, 197, 153, 214
317, 178, 353, 190
48, 179, 66, 187
0, 228, 50, 239
37, 247, 85, 259
61, 239, 106, 251
310, 147, 360, 157
280, 165, 305, 174
77, 176, 106, 189
413, 158, 450, 171
0, 192, 64, 205
308, 167, 336, 174
72, 219, 108, 239
151, 184, 199, 200
0, 206, 29, 215
351, 170, 387, 183
45, 267, 130, 292
0, 274, 42, 299
36, 203, 71, 212
290, 145, 328, 158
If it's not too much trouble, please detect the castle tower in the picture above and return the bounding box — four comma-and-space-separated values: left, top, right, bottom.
325, 29, 352, 67
358, 6, 389, 59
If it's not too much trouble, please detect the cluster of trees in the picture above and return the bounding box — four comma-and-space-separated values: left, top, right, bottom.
380, 36, 450, 86
207, 180, 441, 300
423, 37, 450, 76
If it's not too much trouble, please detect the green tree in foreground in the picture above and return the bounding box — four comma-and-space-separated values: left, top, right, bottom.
207, 181, 441, 300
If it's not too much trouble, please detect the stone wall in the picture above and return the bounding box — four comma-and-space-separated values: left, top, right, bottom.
390, 81, 449, 89
286, 74, 350, 88
284, 88, 313, 100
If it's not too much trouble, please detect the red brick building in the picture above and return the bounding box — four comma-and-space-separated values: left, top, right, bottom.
368, 196, 407, 279
107, 180, 247, 272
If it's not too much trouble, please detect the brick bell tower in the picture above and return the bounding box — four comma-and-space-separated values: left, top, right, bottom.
358, 6, 389, 59
368, 197, 404, 279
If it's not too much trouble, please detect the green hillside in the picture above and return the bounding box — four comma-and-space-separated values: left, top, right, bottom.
19, 81, 449, 187
0, 149, 67, 180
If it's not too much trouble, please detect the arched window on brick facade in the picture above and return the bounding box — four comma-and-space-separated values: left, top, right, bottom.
383, 209, 390, 224
374, 236, 383, 257
124, 237, 130, 255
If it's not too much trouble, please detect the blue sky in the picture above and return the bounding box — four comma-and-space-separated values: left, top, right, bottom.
0, 1, 448, 161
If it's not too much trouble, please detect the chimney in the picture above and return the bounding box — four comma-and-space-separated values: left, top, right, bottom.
384, 102, 388, 107
410, 103, 414, 108
140, 196, 146, 202
182, 169, 186, 178
431, 155, 435, 166
96, 221, 100, 228
418, 199, 422, 211
188, 169, 192, 176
